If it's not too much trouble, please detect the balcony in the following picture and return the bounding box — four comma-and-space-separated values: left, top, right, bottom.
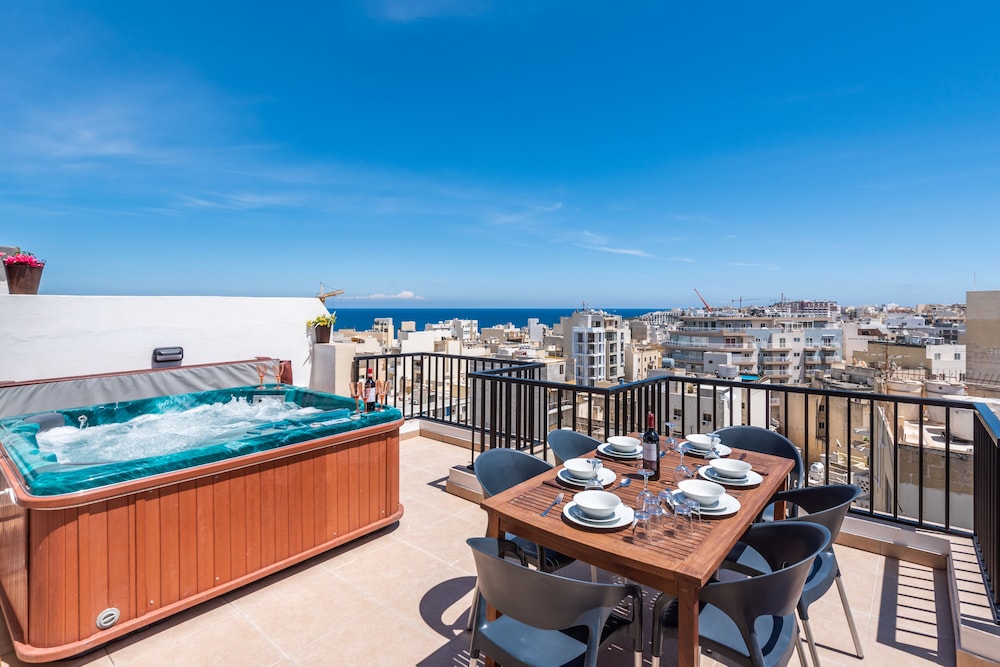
7, 347, 997, 666
663, 340, 757, 351
27, 428, 993, 666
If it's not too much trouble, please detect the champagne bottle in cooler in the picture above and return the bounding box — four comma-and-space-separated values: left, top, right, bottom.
642, 411, 660, 481
365, 368, 377, 412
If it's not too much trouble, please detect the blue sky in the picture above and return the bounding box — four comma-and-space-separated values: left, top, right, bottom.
2, 2, 998, 308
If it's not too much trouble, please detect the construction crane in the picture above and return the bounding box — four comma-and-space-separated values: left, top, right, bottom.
316, 282, 344, 306
731, 296, 763, 309
693, 288, 713, 312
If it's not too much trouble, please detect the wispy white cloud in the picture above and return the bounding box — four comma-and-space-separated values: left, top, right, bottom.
574, 231, 652, 257
342, 290, 425, 300
776, 86, 864, 104
367, 0, 491, 22
177, 192, 306, 210
725, 262, 779, 271
667, 256, 696, 263
489, 201, 563, 225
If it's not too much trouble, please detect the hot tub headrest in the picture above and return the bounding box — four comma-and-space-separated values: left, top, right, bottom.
23, 412, 69, 432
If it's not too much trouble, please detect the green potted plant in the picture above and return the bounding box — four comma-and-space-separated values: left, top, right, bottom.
307, 312, 337, 343
2, 249, 45, 295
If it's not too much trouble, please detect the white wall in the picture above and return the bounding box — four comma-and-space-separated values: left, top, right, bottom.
0, 295, 329, 386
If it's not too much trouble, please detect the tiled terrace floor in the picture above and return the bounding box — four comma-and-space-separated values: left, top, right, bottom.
0, 435, 968, 666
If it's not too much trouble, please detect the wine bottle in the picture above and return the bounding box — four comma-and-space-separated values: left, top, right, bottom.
365, 368, 377, 412
642, 411, 660, 481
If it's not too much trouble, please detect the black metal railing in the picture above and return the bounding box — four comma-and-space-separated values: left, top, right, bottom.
974, 404, 1000, 614
356, 351, 1000, 615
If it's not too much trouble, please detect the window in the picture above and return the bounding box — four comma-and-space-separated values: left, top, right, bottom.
955, 353, 962, 360
934, 353, 941, 360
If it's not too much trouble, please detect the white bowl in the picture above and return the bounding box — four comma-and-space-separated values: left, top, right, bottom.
677, 479, 726, 506
573, 490, 622, 520
608, 435, 641, 453
563, 458, 597, 480
684, 433, 717, 451
709, 458, 752, 479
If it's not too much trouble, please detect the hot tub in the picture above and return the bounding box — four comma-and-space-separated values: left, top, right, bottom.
0, 386, 403, 662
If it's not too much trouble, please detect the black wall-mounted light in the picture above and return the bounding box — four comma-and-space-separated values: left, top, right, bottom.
152, 347, 184, 363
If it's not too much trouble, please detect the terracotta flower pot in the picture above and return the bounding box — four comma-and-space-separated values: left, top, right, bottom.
314, 325, 331, 343
4, 264, 43, 295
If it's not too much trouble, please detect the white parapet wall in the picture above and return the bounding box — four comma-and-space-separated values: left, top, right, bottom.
0, 295, 330, 387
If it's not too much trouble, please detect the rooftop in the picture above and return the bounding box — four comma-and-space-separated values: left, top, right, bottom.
1, 429, 987, 667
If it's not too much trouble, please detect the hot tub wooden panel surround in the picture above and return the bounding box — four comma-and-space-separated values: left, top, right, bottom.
0, 419, 402, 662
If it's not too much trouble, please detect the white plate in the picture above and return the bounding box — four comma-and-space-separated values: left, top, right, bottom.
563, 501, 635, 528
684, 443, 732, 459
557, 467, 617, 488
699, 466, 763, 487
597, 442, 642, 459
672, 490, 741, 517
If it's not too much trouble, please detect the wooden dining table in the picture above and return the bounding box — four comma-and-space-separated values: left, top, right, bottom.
480, 440, 794, 667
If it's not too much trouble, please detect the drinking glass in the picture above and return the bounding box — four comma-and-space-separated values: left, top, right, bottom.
685, 498, 702, 525
646, 495, 665, 539
255, 363, 267, 389
272, 361, 283, 386
633, 501, 651, 542
673, 498, 694, 531
584, 459, 604, 491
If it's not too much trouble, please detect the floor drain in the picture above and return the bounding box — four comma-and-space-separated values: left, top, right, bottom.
96, 608, 120, 630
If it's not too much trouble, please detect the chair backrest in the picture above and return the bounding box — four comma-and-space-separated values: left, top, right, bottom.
714, 426, 804, 489
699, 522, 829, 662
547, 429, 601, 465
474, 448, 553, 499
467, 537, 630, 631
775, 484, 861, 547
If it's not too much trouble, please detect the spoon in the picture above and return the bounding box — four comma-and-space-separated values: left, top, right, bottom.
611, 478, 632, 492
541, 492, 564, 516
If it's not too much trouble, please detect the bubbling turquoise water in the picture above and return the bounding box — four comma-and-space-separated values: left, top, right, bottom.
36, 397, 323, 464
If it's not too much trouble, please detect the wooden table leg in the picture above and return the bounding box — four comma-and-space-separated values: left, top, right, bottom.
676, 579, 701, 667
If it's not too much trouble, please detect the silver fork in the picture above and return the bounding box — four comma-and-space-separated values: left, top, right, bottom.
541, 492, 564, 516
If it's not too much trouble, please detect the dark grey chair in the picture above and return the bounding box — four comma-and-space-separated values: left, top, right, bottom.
728, 484, 865, 667
467, 536, 643, 667
547, 429, 601, 465
467, 448, 579, 630
714, 425, 804, 519
651, 521, 829, 667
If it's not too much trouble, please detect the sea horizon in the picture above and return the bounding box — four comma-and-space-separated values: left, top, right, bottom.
330, 307, 661, 332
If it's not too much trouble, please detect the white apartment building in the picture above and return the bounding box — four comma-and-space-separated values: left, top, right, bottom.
563, 309, 630, 387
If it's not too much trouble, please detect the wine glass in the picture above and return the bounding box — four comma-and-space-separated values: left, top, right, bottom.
636, 468, 656, 510
254, 363, 267, 389
673, 443, 693, 483
584, 459, 604, 491
272, 361, 282, 386
376, 379, 389, 410
664, 421, 678, 453
706, 432, 722, 460
349, 381, 363, 414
